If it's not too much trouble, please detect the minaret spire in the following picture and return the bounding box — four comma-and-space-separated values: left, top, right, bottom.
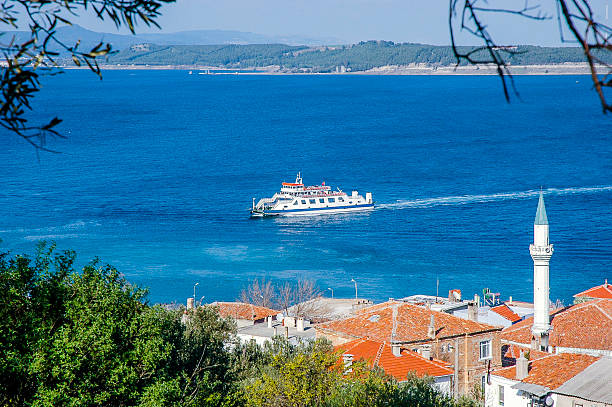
530, 190, 554, 350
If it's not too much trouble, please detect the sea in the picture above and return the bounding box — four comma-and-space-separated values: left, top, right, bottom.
1, 70, 610, 306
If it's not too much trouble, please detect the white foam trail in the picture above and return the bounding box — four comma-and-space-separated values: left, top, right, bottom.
379, 185, 612, 209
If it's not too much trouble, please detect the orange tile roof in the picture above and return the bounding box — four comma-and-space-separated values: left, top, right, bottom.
574, 281, 612, 299
502, 344, 549, 361
212, 302, 278, 321
318, 301, 501, 343
335, 339, 453, 381
493, 353, 599, 390
500, 299, 612, 351
491, 304, 522, 323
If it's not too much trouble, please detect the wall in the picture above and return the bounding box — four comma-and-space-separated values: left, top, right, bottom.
428, 331, 502, 396
485, 375, 531, 407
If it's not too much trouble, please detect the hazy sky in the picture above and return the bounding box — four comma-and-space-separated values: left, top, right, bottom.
74, 0, 609, 46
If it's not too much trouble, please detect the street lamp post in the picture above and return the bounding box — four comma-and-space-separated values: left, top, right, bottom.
328, 287, 334, 299
193, 282, 199, 305
350, 278, 357, 300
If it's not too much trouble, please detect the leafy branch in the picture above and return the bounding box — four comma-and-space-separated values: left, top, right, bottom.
0, 0, 175, 152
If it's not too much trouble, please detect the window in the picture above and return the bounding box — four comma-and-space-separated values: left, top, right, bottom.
338, 197, 344, 202
293, 201, 298, 205
319, 198, 325, 203
329, 198, 335, 203
301, 200, 306, 204
479, 340, 491, 360
309, 199, 316, 204
498, 385, 504, 406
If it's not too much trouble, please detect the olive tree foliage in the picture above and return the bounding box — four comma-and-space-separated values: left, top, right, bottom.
241, 337, 479, 407
450, 0, 612, 113
0, 242, 240, 407
0, 0, 174, 152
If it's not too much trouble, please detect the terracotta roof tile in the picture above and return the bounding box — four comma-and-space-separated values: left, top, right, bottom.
491, 304, 522, 323
493, 353, 599, 390
500, 299, 612, 351
212, 302, 278, 321
574, 281, 612, 299
318, 301, 501, 343
336, 339, 453, 381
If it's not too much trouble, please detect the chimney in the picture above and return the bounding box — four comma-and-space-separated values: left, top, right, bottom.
421, 344, 432, 360
296, 318, 304, 332
428, 314, 436, 339
391, 342, 402, 357
343, 353, 354, 373
449, 289, 462, 302
187, 297, 195, 310
467, 301, 478, 322
516, 352, 529, 380
267, 316, 273, 328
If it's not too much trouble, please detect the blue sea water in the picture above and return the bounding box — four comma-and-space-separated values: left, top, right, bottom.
1, 70, 610, 305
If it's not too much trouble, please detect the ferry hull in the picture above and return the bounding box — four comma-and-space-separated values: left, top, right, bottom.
250, 203, 374, 218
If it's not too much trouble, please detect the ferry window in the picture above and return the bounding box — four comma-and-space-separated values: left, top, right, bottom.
309, 199, 316, 204
329, 198, 335, 203
338, 197, 344, 202
301, 200, 306, 204
319, 198, 325, 203
293, 201, 298, 206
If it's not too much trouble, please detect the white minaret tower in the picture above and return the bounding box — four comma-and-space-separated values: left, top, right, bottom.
530, 191, 553, 349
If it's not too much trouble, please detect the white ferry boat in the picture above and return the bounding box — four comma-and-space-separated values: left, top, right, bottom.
251, 173, 373, 217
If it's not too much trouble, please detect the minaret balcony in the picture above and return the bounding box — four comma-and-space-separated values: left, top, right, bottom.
530, 244, 554, 261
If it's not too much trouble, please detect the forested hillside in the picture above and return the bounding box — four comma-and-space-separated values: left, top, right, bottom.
106, 40, 607, 72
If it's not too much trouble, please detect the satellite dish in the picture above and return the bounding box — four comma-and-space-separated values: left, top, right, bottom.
544, 395, 554, 406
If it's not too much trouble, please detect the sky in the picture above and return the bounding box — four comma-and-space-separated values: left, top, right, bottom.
69, 0, 609, 46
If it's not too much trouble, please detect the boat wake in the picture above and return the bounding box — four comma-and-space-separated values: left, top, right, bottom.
379, 185, 612, 210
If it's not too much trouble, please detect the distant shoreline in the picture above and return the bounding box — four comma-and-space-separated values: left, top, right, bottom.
62, 62, 599, 76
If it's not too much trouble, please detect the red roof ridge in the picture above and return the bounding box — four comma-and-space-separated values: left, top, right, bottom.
374, 341, 385, 366
574, 281, 612, 299
593, 302, 612, 322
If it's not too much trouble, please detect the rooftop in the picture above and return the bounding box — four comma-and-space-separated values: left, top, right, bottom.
554, 357, 612, 404
500, 299, 612, 351
491, 304, 522, 324
211, 301, 279, 321
493, 353, 599, 390
317, 301, 501, 343
574, 280, 612, 299
335, 339, 453, 381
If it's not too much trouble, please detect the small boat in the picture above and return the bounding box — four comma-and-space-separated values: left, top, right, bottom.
251, 173, 374, 217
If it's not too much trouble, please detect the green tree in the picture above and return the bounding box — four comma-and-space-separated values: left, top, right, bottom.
0, 243, 240, 407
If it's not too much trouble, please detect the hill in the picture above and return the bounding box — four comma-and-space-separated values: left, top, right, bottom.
106, 40, 609, 72
0, 24, 343, 53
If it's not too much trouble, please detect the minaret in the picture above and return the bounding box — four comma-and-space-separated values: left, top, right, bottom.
530, 191, 553, 349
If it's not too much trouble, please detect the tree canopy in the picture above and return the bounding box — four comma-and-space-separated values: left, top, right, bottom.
0, 242, 480, 407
